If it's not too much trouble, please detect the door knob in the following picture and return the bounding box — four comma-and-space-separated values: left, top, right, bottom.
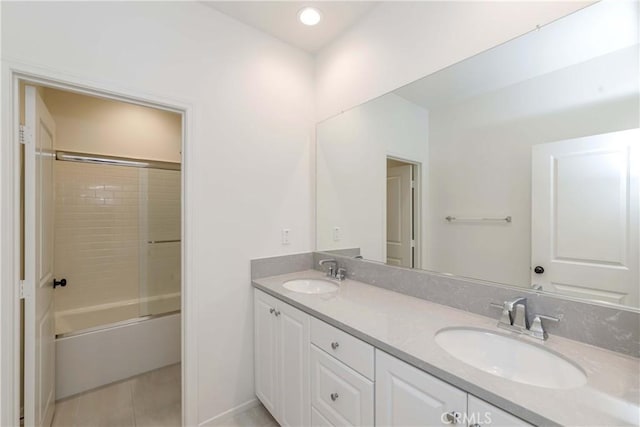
53, 278, 67, 289
534, 266, 545, 274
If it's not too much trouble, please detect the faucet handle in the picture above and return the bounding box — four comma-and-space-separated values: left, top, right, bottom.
490, 302, 512, 326
336, 267, 347, 281
528, 314, 559, 340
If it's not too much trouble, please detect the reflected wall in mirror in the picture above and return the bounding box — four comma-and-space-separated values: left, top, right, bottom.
316, 0, 640, 309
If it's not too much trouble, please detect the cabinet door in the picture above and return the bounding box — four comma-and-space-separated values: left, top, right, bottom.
376, 350, 467, 427
278, 301, 311, 427
467, 395, 532, 427
254, 290, 279, 416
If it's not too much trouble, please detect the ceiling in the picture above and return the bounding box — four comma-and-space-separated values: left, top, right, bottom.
202, 1, 380, 53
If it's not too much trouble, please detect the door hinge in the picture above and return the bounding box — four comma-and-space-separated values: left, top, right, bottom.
19, 125, 32, 145
19, 280, 26, 299
411, 240, 416, 248
411, 180, 415, 188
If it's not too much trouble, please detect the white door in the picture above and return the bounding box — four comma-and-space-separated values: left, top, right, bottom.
532, 129, 639, 306
254, 290, 278, 417
375, 350, 466, 427
277, 302, 310, 427
387, 164, 413, 268
24, 85, 57, 427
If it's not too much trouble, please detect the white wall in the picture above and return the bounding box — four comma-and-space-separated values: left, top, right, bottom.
316, 94, 428, 263
315, 1, 593, 121
43, 88, 182, 163
1, 2, 314, 425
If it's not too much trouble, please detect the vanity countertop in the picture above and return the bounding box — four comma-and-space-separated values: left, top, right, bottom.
253, 270, 640, 427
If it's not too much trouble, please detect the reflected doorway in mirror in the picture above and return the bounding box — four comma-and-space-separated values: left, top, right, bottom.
386, 157, 422, 269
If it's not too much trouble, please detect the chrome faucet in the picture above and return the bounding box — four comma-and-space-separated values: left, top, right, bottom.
490, 297, 559, 340
318, 259, 347, 281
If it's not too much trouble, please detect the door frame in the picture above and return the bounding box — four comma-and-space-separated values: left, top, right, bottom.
385, 155, 422, 269
1, 62, 197, 426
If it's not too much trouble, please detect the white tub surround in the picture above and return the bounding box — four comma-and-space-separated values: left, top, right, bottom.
252, 270, 640, 426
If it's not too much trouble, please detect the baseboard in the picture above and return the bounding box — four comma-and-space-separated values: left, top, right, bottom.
198, 398, 261, 426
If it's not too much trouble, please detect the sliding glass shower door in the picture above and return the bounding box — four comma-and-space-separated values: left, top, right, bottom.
139, 168, 181, 316
53, 155, 181, 336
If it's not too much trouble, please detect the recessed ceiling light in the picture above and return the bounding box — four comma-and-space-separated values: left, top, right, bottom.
298, 7, 322, 26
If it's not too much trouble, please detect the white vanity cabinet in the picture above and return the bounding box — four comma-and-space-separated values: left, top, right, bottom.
254, 288, 533, 427
376, 350, 532, 427
467, 395, 532, 427
254, 289, 310, 427
376, 350, 466, 426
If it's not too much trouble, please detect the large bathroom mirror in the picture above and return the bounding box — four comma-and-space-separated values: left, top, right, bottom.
316, 1, 640, 309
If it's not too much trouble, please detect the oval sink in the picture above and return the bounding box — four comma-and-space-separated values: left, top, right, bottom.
435, 327, 586, 389
283, 279, 338, 294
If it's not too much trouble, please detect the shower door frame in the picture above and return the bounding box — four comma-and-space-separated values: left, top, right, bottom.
0, 62, 196, 427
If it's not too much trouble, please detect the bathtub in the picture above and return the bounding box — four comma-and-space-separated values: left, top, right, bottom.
54, 294, 181, 399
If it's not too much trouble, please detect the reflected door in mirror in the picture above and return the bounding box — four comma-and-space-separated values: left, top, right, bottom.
387, 161, 415, 268
531, 128, 639, 306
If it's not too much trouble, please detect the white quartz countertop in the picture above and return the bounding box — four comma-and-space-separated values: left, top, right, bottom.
253, 270, 640, 427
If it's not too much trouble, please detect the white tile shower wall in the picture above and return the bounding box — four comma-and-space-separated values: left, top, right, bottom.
54, 161, 141, 322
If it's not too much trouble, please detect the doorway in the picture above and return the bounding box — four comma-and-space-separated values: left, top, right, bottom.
386, 157, 421, 269
19, 83, 184, 426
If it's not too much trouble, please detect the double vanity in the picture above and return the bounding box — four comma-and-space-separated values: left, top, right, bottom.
252, 262, 640, 426
252, 3, 640, 425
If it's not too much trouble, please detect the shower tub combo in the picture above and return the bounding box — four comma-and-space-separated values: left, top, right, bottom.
53, 152, 182, 399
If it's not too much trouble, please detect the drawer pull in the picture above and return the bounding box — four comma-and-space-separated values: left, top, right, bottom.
274, 310, 281, 317
331, 341, 340, 350
330, 392, 339, 401
269, 308, 275, 314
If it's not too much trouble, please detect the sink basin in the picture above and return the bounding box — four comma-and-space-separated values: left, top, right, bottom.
435, 327, 586, 389
283, 279, 338, 294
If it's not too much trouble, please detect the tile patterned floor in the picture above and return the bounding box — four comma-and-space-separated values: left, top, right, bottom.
220, 405, 279, 427
52, 364, 181, 427
51, 363, 278, 427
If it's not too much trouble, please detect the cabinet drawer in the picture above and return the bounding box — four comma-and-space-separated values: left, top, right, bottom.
311, 317, 374, 380
467, 395, 532, 427
311, 345, 374, 426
